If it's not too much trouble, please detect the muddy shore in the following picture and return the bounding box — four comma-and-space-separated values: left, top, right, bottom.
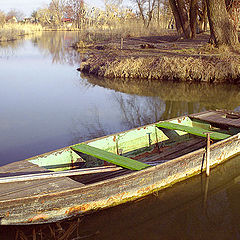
78, 33, 240, 83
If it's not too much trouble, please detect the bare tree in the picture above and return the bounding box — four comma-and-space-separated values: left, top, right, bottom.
49, 0, 66, 26
131, 0, 157, 27
169, 0, 239, 45
36, 8, 52, 25
66, 0, 85, 28
206, 0, 239, 47
189, 0, 198, 38
0, 10, 6, 26
169, 0, 190, 38
147, 0, 157, 27
7, 9, 24, 21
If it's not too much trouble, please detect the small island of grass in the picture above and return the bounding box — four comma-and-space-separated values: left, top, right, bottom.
78, 32, 240, 83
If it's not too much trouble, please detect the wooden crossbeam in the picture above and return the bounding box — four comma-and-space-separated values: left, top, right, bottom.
72, 144, 150, 170
156, 122, 231, 140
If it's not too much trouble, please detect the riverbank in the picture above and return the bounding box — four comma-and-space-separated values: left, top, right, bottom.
78, 32, 240, 83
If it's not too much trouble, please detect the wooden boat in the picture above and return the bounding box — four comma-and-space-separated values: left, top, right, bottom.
1, 110, 240, 225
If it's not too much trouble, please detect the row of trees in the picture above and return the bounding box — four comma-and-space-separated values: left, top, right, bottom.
1, 0, 239, 47
31, 0, 85, 27
0, 9, 25, 25
131, 0, 240, 47
32, 0, 171, 29
168, 0, 240, 46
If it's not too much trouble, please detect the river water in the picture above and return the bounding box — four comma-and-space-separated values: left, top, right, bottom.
0, 32, 240, 239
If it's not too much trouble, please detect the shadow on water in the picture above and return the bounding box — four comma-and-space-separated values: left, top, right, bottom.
1, 154, 240, 240
81, 73, 240, 112
70, 73, 240, 143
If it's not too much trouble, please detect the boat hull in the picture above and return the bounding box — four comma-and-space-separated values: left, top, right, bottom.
1, 133, 240, 225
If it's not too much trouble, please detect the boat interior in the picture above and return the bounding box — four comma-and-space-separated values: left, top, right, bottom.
70, 110, 240, 184
1, 110, 240, 202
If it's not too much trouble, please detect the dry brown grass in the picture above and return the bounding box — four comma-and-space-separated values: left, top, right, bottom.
0, 23, 42, 42
73, 20, 170, 46
80, 50, 240, 83
78, 32, 240, 83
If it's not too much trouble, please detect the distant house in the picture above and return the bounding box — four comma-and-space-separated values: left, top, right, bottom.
62, 18, 73, 23
62, 18, 73, 28
6, 16, 17, 23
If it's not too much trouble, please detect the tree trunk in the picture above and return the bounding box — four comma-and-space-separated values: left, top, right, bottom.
206, 0, 238, 47
157, 0, 160, 26
169, 0, 190, 38
169, 0, 183, 33
190, 0, 198, 38
202, 0, 208, 31
136, 1, 146, 25
176, 0, 191, 38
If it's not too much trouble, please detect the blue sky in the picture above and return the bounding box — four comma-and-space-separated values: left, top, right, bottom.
0, 0, 105, 17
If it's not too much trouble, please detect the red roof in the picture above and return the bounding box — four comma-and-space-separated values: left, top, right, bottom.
62, 18, 72, 22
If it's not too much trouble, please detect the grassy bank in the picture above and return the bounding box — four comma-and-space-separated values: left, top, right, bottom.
78, 33, 240, 83
0, 23, 43, 42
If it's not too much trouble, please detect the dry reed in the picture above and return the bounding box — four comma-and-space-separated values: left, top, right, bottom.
74, 19, 169, 45
0, 23, 43, 42
80, 52, 240, 83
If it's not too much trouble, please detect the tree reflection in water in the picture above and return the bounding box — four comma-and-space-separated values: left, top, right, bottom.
32, 31, 83, 65
70, 74, 240, 143
0, 31, 83, 65
70, 105, 110, 144
113, 93, 165, 129
82, 73, 240, 113
0, 37, 25, 59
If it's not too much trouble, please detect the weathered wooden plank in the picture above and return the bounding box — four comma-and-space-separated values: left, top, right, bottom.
156, 122, 231, 140
216, 109, 240, 119
189, 110, 240, 128
73, 169, 131, 185
139, 137, 206, 163
0, 166, 122, 184
72, 144, 150, 170
0, 161, 84, 201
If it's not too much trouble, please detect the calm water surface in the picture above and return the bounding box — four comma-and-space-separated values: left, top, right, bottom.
0, 32, 240, 239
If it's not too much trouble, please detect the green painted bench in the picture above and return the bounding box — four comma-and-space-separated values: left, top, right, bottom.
155, 122, 231, 141
71, 144, 150, 171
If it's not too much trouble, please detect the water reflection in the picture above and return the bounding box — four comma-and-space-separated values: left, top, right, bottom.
0, 39, 24, 59
2, 154, 240, 239
1, 31, 240, 163
32, 31, 83, 65
70, 106, 109, 144
0, 32, 43, 59
0, 31, 83, 65
113, 94, 165, 128
82, 74, 240, 112
69, 74, 240, 142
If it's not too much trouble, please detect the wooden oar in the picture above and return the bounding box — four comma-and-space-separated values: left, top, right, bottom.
0, 166, 122, 184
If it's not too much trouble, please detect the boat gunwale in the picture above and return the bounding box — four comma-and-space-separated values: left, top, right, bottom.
4, 115, 188, 164
0, 131, 239, 207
